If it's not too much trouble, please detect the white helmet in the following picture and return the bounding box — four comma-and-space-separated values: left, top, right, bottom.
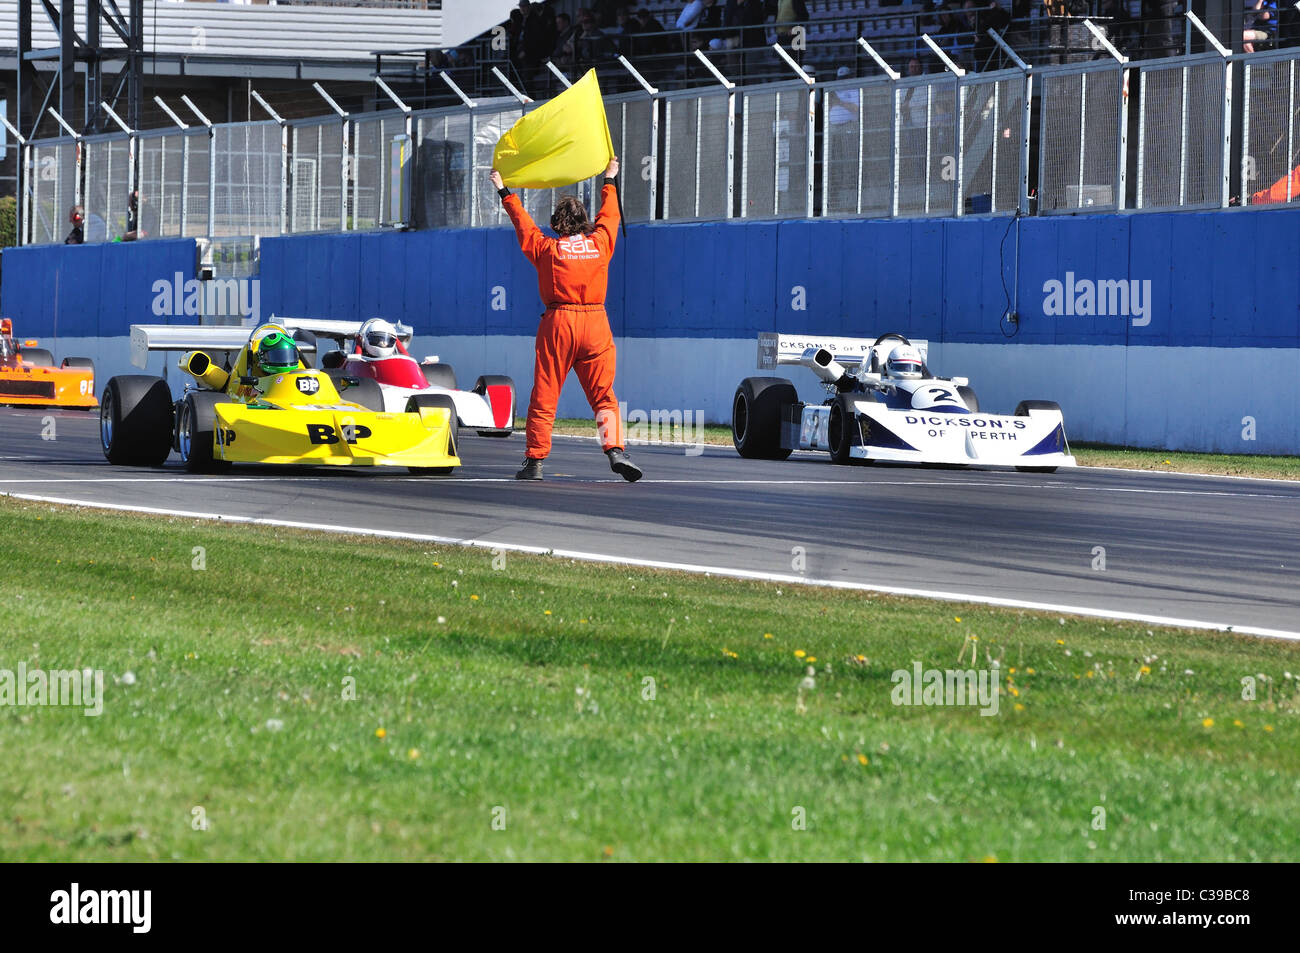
886, 344, 924, 379
359, 318, 399, 359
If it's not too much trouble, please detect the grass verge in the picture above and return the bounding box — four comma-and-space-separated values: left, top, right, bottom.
1, 496, 1297, 861
536, 418, 1300, 481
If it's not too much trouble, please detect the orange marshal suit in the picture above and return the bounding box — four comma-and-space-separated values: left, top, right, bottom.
502, 184, 623, 459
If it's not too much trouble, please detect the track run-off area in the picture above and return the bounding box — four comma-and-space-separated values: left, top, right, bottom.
2, 407, 1298, 639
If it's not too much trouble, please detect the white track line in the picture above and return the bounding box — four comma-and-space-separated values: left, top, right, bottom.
0, 475, 1295, 499
5, 488, 1297, 642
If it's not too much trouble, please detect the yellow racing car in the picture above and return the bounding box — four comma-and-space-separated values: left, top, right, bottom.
100, 322, 461, 474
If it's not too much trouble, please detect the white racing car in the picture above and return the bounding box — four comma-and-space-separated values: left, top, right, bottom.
276, 317, 515, 437
731, 331, 1075, 471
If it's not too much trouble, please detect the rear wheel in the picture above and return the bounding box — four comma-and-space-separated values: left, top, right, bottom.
421, 362, 457, 391
22, 348, 53, 367
177, 391, 231, 473
732, 377, 795, 460
100, 375, 173, 466
1014, 400, 1062, 473
472, 375, 515, 436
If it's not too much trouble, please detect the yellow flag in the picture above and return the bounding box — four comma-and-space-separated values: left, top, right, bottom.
492, 69, 615, 190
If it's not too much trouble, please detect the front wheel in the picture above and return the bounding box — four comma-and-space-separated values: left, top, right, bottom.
101, 376, 174, 466
828, 395, 865, 465
1014, 400, 1062, 473
472, 375, 515, 436
177, 392, 231, 473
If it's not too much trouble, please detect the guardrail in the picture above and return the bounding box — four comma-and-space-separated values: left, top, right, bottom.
15, 17, 1300, 246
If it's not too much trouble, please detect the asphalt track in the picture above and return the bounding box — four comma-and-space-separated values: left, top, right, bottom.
2, 406, 1299, 638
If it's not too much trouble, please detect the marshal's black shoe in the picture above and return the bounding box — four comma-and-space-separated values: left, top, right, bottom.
515, 457, 544, 481
606, 447, 643, 483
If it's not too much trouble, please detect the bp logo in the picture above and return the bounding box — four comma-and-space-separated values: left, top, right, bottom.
297, 377, 320, 395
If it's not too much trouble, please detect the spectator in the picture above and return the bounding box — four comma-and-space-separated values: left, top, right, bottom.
64, 205, 85, 245
1141, 0, 1179, 59
972, 0, 1012, 70
767, 0, 809, 45
1245, 0, 1278, 52
124, 190, 159, 241
574, 7, 616, 65
629, 6, 667, 58
553, 12, 577, 64
676, 0, 713, 30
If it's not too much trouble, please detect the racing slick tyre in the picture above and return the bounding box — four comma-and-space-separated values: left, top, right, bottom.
1014, 400, 1061, 473
326, 371, 386, 412
405, 393, 458, 475
472, 375, 515, 437
421, 362, 457, 391
828, 394, 866, 465
100, 375, 174, 467
22, 348, 54, 367
957, 385, 979, 414
176, 391, 231, 473
732, 377, 795, 460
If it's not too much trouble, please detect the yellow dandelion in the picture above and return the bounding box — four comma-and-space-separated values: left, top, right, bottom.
543, 610, 552, 615
954, 616, 962, 623
1009, 686, 1019, 697
856, 753, 869, 766
407, 748, 420, 760
1202, 718, 1214, 728
375, 728, 387, 739
807, 656, 817, 663
1139, 665, 1151, 675
1026, 667, 1036, 675
763, 633, 773, 639
794, 649, 806, 658
1233, 720, 1244, 728
1264, 725, 1274, 733
856, 654, 867, 663
1085, 670, 1095, 678
602, 845, 614, 858
1014, 703, 1025, 712
470, 594, 479, 601
981, 855, 998, 863
1009, 666, 1017, 674
1056, 639, 1065, 645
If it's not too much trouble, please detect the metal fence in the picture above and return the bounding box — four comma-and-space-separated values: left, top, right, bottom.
21, 42, 1300, 246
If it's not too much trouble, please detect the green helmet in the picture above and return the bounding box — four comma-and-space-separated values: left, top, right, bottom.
255, 330, 301, 374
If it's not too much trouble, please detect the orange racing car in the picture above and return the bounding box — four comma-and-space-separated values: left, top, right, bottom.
0, 318, 97, 409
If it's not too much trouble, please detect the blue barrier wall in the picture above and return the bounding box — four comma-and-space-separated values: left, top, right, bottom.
3, 209, 1298, 453
1, 238, 198, 339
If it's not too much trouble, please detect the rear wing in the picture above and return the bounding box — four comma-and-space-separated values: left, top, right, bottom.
130, 325, 286, 368
274, 317, 414, 346
757, 332, 928, 370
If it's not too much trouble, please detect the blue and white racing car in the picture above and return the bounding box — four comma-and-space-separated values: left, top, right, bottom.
731, 331, 1076, 472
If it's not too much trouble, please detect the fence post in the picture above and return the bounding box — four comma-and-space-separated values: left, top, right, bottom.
376, 78, 413, 227
1083, 20, 1128, 211
438, 71, 477, 226
251, 90, 288, 236
617, 55, 660, 221
0, 115, 27, 244
182, 96, 215, 237
313, 83, 351, 232
155, 97, 190, 236
694, 50, 736, 219
772, 43, 816, 219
